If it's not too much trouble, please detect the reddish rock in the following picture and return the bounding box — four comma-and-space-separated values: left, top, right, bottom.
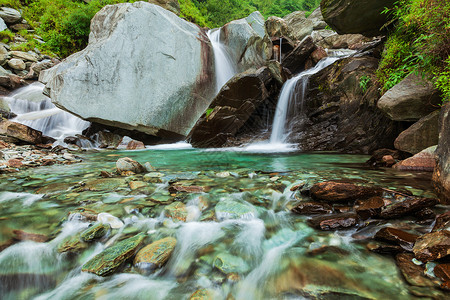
7, 158, 23, 168
116, 157, 145, 174
0, 140, 10, 149
291, 202, 333, 215
308, 213, 359, 231
0, 119, 44, 144
355, 196, 385, 219
168, 185, 207, 194
126, 140, 145, 150
393, 146, 436, 172
310, 46, 328, 63
366, 148, 409, 167
433, 103, 450, 204
434, 263, 450, 282
380, 197, 438, 219
281, 36, 316, 74
367, 242, 404, 255
381, 155, 396, 167
433, 212, 450, 232
396, 253, 435, 287
413, 230, 450, 262
374, 227, 418, 248
310, 181, 382, 202
12, 230, 49, 243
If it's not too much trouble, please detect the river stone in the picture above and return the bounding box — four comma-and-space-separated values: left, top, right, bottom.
133, 236, 176, 272
40, 2, 215, 138
213, 253, 250, 274
116, 157, 145, 174
308, 213, 359, 231
0, 119, 44, 144
380, 197, 438, 219
80, 222, 110, 242
7, 58, 26, 70
413, 230, 450, 263
0, 17, 6, 31
215, 200, 256, 220
310, 181, 382, 202
221, 13, 272, 72
82, 233, 146, 276
281, 36, 316, 74
433, 103, 450, 204
395, 253, 436, 287
58, 234, 88, 253
164, 201, 188, 222
9, 51, 38, 63
433, 212, 450, 232
320, 0, 396, 36
291, 201, 332, 215
393, 146, 436, 172
0, 7, 22, 24
394, 110, 440, 154
189, 289, 214, 300
377, 73, 441, 122
265, 16, 289, 39
98, 212, 124, 229
374, 227, 418, 249
148, 0, 180, 15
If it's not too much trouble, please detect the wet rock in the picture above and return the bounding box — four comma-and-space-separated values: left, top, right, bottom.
7, 158, 22, 168
164, 201, 188, 222
434, 263, 450, 282
116, 157, 145, 174
0, 119, 45, 144
308, 213, 359, 231
134, 236, 176, 273
281, 36, 316, 74
168, 185, 206, 194
97, 212, 124, 229
129, 181, 148, 190
310, 181, 382, 202
380, 197, 438, 219
189, 289, 214, 300
58, 235, 88, 253
396, 253, 436, 287
320, 0, 396, 36
433, 212, 450, 232
367, 242, 404, 255
82, 233, 145, 276
433, 102, 450, 204
413, 230, 450, 262
394, 110, 440, 155
378, 73, 441, 122
82, 178, 125, 191
80, 222, 110, 242
126, 139, 145, 150
366, 148, 410, 167
291, 202, 332, 215
414, 208, 436, 223
393, 146, 436, 172
213, 253, 250, 274
215, 200, 256, 220
355, 196, 385, 219
374, 227, 418, 249
12, 230, 48, 243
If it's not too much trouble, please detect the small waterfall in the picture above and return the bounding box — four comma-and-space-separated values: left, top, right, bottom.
269, 57, 341, 144
207, 29, 237, 93
5, 82, 90, 144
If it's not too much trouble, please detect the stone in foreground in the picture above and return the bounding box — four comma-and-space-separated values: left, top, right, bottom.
82, 233, 145, 276
134, 237, 176, 273
308, 213, 359, 231
116, 157, 146, 174
413, 230, 450, 263
310, 181, 382, 202
380, 197, 438, 219
40, 2, 215, 138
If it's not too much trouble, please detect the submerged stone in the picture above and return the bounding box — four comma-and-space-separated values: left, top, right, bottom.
433, 212, 450, 232
82, 233, 146, 276
395, 253, 436, 287
213, 253, 249, 274
189, 289, 214, 300
374, 227, 418, 249
308, 213, 359, 231
380, 197, 438, 219
58, 235, 88, 253
413, 230, 450, 263
80, 222, 110, 242
215, 200, 256, 220
133, 237, 177, 273
291, 201, 332, 215
164, 202, 188, 222
310, 181, 382, 202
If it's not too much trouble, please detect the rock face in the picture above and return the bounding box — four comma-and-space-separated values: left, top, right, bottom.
40, 2, 215, 138
148, 0, 180, 15
220, 12, 272, 72
320, 0, 396, 36
281, 36, 316, 74
289, 57, 403, 154
377, 73, 441, 122
394, 110, 440, 154
284, 8, 327, 41
433, 103, 450, 204
393, 146, 436, 172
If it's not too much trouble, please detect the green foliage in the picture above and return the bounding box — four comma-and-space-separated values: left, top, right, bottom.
178, 0, 209, 27
377, 0, 450, 103
359, 75, 371, 93
0, 30, 15, 44
205, 108, 214, 118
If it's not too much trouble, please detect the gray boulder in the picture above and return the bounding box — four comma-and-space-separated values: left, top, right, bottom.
394, 110, 440, 155
0, 7, 21, 24
221, 12, 272, 72
40, 2, 215, 138
377, 73, 442, 121
0, 17, 6, 31
433, 103, 450, 204
8, 58, 25, 70
265, 16, 289, 39
320, 0, 396, 36
284, 8, 327, 41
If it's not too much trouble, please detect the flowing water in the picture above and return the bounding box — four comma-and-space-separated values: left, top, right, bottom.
5, 83, 90, 144
207, 29, 237, 93
0, 146, 439, 299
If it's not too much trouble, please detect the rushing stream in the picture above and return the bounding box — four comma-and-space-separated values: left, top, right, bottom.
0, 146, 439, 299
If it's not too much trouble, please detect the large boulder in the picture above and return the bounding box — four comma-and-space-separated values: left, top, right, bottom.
0, 7, 22, 24
40, 2, 215, 139
394, 110, 440, 154
377, 73, 441, 122
221, 12, 272, 72
0, 119, 48, 144
0, 17, 7, 31
148, 0, 180, 15
284, 8, 327, 41
320, 0, 396, 36
288, 56, 404, 154
393, 146, 437, 172
433, 103, 450, 204
281, 36, 316, 74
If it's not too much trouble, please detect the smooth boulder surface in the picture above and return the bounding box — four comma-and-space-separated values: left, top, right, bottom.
116, 157, 146, 174
41, 2, 215, 138
0, 7, 22, 24
377, 73, 441, 122
393, 146, 436, 172
134, 237, 176, 273
320, 0, 396, 36
433, 103, 450, 204
284, 8, 327, 41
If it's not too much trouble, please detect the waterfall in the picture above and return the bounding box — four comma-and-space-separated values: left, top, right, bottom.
269, 57, 341, 144
207, 29, 237, 93
5, 82, 90, 144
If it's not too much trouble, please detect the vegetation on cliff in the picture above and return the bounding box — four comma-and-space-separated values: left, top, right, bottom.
377, 0, 450, 102
3, 0, 319, 58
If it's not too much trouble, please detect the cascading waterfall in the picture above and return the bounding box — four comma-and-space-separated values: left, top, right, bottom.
207, 29, 237, 93
269, 56, 341, 144
5, 82, 90, 144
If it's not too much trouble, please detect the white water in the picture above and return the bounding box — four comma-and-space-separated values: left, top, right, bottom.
5, 82, 90, 144
207, 29, 237, 93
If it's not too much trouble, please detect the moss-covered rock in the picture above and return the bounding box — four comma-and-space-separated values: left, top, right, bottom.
134, 237, 177, 273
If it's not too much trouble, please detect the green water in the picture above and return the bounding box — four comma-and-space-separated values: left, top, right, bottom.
0, 147, 441, 299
